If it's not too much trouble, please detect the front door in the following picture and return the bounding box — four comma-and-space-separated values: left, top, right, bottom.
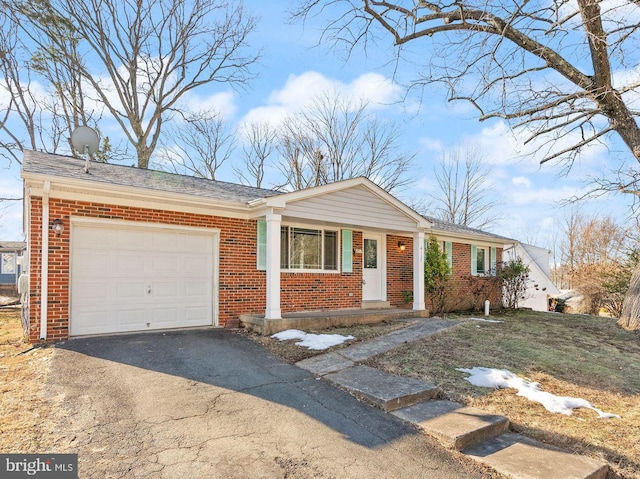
362, 233, 383, 301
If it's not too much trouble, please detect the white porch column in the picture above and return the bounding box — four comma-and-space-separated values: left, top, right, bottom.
265, 211, 282, 319
413, 231, 426, 311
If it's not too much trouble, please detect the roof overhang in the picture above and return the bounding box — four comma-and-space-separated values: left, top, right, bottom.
22, 171, 254, 219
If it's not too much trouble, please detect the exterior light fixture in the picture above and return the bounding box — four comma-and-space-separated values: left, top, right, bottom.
51, 219, 64, 236
398, 241, 406, 252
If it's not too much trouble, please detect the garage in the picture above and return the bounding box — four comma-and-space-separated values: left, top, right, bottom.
70, 220, 217, 336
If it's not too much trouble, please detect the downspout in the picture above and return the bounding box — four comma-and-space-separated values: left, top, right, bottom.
40, 181, 51, 341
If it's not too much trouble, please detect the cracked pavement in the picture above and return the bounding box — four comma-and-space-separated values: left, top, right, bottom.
46, 329, 483, 478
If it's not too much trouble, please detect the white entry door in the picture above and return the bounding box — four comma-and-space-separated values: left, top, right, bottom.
362, 233, 383, 301
70, 221, 217, 336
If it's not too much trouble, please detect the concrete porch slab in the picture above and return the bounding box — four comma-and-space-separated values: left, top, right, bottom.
323, 365, 440, 412
240, 309, 429, 335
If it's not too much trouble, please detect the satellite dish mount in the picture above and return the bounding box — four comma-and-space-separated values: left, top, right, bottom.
71, 126, 100, 173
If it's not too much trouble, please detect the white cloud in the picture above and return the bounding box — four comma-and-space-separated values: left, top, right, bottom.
419, 137, 445, 152
507, 185, 585, 206
512, 176, 532, 188
180, 91, 237, 119
240, 71, 400, 129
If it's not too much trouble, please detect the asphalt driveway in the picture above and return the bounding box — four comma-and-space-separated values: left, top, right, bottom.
47, 329, 482, 478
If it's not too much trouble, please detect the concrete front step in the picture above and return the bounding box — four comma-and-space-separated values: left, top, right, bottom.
392, 400, 509, 450
323, 365, 440, 412
464, 433, 608, 479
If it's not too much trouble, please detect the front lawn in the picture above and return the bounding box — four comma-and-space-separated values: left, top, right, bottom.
365, 310, 640, 479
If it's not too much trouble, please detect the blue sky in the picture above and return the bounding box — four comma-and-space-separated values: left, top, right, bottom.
1, 0, 634, 248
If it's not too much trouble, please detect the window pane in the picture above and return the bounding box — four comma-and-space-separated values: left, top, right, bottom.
476, 248, 486, 274
1, 254, 16, 274
280, 226, 289, 269
364, 239, 377, 269
323, 231, 338, 270
290, 228, 322, 269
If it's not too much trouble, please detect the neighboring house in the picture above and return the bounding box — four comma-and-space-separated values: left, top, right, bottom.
0, 241, 25, 296
21, 150, 513, 342
503, 243, 560, 311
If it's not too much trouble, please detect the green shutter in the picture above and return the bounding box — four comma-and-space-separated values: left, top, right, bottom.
490, 247, 497, 276
257, 220, 266, 270
445, 241, 453, 271
471, 244, 477, 275
341, 230, 353, 273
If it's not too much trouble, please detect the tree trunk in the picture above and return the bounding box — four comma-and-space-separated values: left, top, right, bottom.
619, 263, 640, 330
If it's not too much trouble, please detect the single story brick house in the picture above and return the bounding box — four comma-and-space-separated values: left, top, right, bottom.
21, 150, 513, 342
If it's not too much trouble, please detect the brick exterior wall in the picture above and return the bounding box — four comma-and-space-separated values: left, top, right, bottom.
26, 198, 366, 342
281, 231, 363, 311
26, 195, 503, 342
386, 235, 414, 308
442, 242, 503, 312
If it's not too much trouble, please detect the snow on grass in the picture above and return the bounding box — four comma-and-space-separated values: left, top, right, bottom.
469, 317, 503, 323
271, 329, 355, 350
457, 367, 620, 419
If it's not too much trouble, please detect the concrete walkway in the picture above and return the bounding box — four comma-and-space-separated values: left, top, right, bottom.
295, 317, 609, 479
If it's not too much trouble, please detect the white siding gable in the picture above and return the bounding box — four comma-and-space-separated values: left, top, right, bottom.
282, 185, 418, 232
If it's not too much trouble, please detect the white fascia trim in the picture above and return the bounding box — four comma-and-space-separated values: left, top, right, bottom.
23, 174, 252, 219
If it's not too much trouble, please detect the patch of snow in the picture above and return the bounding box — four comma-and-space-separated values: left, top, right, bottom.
271, 329, 355, 350
271, 329, 307, 341
456, 366, 620, 419
470, 317, 503, 323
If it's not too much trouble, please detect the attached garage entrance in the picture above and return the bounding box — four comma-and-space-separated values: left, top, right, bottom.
70, 220, 218, 336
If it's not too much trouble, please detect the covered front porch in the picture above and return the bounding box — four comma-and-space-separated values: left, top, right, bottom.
240, 307, 430, 336
249, 178, 434, 323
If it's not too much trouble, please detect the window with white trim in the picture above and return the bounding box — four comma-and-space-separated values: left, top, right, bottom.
471, 245, 497, 276
1, 253, 16, 274
280, 226, 338, 271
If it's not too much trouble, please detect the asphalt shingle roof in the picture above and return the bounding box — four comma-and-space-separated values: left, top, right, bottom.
22, 150, 281, 204
424, 215, 515, 243
0, 242, 25, 251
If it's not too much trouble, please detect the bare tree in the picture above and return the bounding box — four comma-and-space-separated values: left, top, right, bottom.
293, 1, 640, 325
0, 2, 109, 165
620, 266, 640, 329
155, 111, 235, 180
559, 209, 633, 315
276, 91, 416, 194
427, 147, 502, 230
9, 0, 259, 168
234, 121, 278, 188
294, 0, 640, 167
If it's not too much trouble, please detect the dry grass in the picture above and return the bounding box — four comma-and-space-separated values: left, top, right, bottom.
365, 310, 640, 479
238, 319, 412, 363
0, 308, 56, 453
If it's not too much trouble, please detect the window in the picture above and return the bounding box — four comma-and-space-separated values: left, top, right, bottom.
443, 241, 453, 273
1, 253, 16, 274
471, 245, 497, 276
363, 238, 377, 269
476, 247, 486, 275
281, 226, 338, 271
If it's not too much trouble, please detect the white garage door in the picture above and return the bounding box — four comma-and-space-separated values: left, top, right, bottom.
70, 221, 217, 336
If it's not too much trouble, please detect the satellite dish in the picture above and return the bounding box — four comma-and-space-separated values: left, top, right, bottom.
71, 126, 100, 173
